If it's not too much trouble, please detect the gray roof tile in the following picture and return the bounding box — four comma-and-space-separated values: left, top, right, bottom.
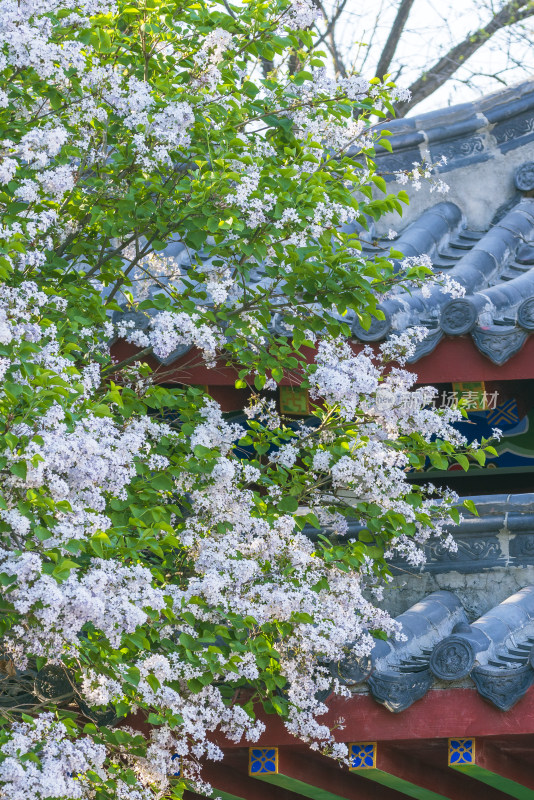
329, 582, 534, 713
114, 81, 534, 367
353, 194, 534, 363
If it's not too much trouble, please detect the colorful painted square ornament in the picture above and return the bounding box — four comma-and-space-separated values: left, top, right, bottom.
348, 742, 377, 770
448, 738, 475, 766
249, 748, 278, 775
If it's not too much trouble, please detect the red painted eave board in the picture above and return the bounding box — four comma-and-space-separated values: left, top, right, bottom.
216, 688, 534, 747
407, 335, 534, 383
111, 334, 534, 387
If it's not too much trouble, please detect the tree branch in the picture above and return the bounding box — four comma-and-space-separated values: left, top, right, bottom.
375, 0, 416, 80
313, 0, 349, 49
398, 0, 534, 115
315, 0, 347, 77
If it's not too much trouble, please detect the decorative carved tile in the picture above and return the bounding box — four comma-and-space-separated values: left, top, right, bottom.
348, 742, 377, 770
448, 738, 475, 766
249, 747, 278, 775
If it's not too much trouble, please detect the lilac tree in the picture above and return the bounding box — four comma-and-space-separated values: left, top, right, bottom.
0, 0, 491, 797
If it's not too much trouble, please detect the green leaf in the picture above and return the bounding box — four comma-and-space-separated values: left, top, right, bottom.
455, 454, 470, 471
378, 138, 393, 153
186, 229, 207, 249
278, 496, 299, 513
146, 673, 160, 692
9, 462, 27, 480
473, 449, 486, 466
463, 498, 478, 516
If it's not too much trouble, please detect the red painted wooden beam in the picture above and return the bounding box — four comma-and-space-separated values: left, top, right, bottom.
264, 746, 405, 800
203, 761, 306, 800
367, 743, 509, 800
405, 335, 534, 383
477, 739, 534, 790
215, 688, 534, 748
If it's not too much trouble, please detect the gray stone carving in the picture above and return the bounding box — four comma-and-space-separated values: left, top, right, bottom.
471, 664, 534, 711
426, 537, 501, 564
517, 297, 534, 330
495, 115, 534, 152
515, 162, 534, 192
429, 637, 476, 680
440, 299, 478, 335
471, 327, 528, 365
324, 579, 534, 714
368, 670, 433, 713
510, 534, 534, 559
406, 330, 443, 362
372, 80, 534, 178
329, 652, 372, 686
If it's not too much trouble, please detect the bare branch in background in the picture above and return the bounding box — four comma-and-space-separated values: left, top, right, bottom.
313, 0, 534, 115
375, 0, 416, 79
398, 0, 534, 113
315, 0, 348, 76
313, 0, 349, 49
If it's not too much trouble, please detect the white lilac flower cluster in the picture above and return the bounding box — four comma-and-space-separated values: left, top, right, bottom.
0, 554, 166, 664
0, 277, 468, 789
0, 285, 177, 558
226, 168, 277, 229
0, 714, 106, 800
395, 155, 449, 193
0, 26, 196, 249
191, 26, 233, 89
164, 363, 463, 738
79, 652, 267, 796
310, 338, 380, 420
227, 163, 363, 247
397, 254, 465, 301
0, 0, 472, 790
278, 0, 321, 31
0, 713, 195, 800
200, 27, 233, 64
117, 310, 225, 367
378, 325, 429, 365
244, 395, 281, 430
4, 410, 171, 545
400, 253, 433, 274
419, 270, 466, 300
426, 272, 466, 299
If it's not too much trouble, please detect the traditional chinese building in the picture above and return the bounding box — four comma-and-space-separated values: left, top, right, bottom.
114, 79, 534, 799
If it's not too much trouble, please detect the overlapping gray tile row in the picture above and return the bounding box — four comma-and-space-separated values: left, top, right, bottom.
329, 586, 534, 713
352, 188, 534, 363
372, 79, 534, 178
111, 80, 534, 367
350, 80, 534, 363
306, 493, 534, 575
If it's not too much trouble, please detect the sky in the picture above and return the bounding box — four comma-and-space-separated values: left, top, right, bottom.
323, 0, 534, 114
